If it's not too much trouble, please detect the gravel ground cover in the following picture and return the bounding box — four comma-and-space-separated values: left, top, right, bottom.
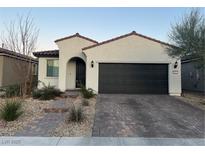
0, 98, 51, 136
176, 92, 205, 110
0, 94, 96, 137
51, 96, 96, 137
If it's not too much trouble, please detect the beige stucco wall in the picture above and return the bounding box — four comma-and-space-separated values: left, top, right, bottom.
38, 57, 59, 88
0, 56, 36, 87
84, 35, 181, 96
56, 37, 96, 91
0, 56, 3, 87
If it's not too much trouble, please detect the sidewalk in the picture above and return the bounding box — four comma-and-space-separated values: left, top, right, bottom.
0, 137, 204, 146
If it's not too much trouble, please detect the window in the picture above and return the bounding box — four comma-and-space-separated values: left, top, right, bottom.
47, 59, 59, 77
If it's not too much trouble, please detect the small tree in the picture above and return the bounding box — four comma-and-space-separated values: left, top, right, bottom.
1, 13, 39, 96
167, 8, 205, 68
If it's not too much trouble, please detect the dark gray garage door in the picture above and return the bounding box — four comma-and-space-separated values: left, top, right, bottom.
99, 63, 168, 94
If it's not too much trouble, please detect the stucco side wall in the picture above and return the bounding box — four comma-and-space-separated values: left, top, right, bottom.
56, 37, 96, 91
84, 35, 181, 95
1, 56, 34, 87
38, 57, 59, 88
0, 56, 3, 87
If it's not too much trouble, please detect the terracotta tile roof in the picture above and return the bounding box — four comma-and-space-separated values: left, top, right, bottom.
34, 31, 175, 58
82, 31, 175, 51
54, 33, 98, 44
33, 50, 59, 57
0, 47, 38, 63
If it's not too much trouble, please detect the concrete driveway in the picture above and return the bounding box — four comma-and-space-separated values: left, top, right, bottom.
92, 94, 204, 138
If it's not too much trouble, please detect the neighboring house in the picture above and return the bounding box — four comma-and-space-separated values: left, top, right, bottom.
0, 47, 38, 87
33, 31, 181, 96
181, 56, 205, 93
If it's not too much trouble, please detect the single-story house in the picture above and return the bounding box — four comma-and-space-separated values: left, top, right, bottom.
0, 47, 38, 87
33, 31, 181, 96
181, 56, 204, 93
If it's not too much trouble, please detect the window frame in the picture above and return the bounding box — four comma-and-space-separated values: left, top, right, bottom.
46, 59, 59, 77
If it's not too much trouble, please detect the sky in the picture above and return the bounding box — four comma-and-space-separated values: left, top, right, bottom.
0, 7, 204, 50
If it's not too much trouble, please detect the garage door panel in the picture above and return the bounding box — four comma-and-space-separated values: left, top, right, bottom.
99, 63, 168, 94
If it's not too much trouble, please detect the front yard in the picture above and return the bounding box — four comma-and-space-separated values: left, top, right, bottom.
0, 98, 50, 136
0, 88, 203, 137
52, 96, 96, 136
0, 92, 96, 137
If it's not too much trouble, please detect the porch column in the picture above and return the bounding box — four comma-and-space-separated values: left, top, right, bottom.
59, 60, 67, 91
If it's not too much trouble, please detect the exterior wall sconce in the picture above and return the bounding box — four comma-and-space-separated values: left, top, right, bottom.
91, 60, 94, 68
174, 61, 178, 69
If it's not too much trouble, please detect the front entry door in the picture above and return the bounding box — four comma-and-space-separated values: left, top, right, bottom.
76, 59, 86, 88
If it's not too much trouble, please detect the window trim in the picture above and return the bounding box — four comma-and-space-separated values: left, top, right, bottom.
46, 59, 59, 77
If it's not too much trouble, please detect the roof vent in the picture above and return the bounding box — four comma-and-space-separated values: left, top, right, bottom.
132, 31, 136, 34
76, 33, 79, 36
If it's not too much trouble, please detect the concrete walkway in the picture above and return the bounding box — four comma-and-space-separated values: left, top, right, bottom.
0, 137, 204, 146
15, 100, 66, 136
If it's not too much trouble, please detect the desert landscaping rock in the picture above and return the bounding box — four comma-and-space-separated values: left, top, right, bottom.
0, 94, 96, 137
0, 98, 51, 136
176, 92, 205, 110
51, 97, 96, 137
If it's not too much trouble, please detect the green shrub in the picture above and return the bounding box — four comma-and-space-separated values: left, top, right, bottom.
32, 76, 38, 90
0, 99, 24, 121
82, 98, 89, 106
32, 84, 62, 100
32, 89, 42, 99
0, 88, 6, 98
3, 85, 21, 98
69, 106, 84, 122
80, 86, 95, 99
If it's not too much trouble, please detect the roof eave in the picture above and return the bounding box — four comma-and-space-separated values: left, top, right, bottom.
0, 48, 38, 62
33, 50, 59, 58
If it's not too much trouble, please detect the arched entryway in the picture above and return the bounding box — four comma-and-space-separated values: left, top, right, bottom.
66, 57, 86, 89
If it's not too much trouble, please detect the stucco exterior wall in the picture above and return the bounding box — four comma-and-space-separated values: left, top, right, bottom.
56, 37, 96, 91
84, 35, 181, 95
38, 57, 59, 88
0, 56, 37, 87
0, 56, 3, 87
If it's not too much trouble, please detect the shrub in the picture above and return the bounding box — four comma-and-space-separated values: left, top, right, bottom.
32, 84, 62, 100
69, 105, 84, 122
82, 98, 89, 106
32, 89, 42, 99
3, 85, 21, 98
0, 99, 24, 121
80, 86, 95, 99
0, 88, 6, 98
32, 76, 38, 90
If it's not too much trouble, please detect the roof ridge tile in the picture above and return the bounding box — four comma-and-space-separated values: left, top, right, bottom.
55, 33, 98, 44
82, 31, 175, 51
